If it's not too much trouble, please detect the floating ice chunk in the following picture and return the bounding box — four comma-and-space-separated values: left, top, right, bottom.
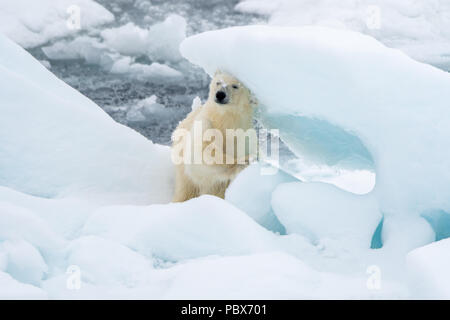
101, 15, 187, 63
406, 238, 450, 299
42, 15, 186, 80
126, 95, 175, 123
271, 182, 381, 250
101, 23, 151, 57
235, 0, 280, 16
42, 36, 116, 70
146, 14, 187, 63
126, 107, 147, 123
0, 0, 114, 48
39, 60, 51, 69
110, 56, 182, 81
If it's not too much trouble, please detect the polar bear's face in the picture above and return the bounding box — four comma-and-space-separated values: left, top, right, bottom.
209, 72, 253, 109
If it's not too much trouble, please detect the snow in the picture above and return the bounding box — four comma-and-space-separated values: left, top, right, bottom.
100, 23, 151, 57
0, 0, 114, 48
161, 252, 364, 299
180, 25, 450, 221
42, 36, 114, 66
272, 182, 382, 250
101, 15, 187, 63
66, 236, 153, 286
407, 239, 450, 299
382, 216, 435, 254
177, 24, 450, 298
0, 186, 94, 240
225, 163, 295, 233
0, 271, 47, 299
125, 95, 173, 123
1, 5, 450, 299
0, 33, 174, 298
0, 34, 174, 202
0, 201, 65, 256
1, 240, 48, 286
82, 196, 278, 262
110, 57, 183, 81
191, 96, 203, 111
235, 0, 450, 69
41, 15, 187, 80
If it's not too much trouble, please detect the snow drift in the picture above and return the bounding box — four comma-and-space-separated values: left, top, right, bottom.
407, 238, 450, 299
0, 34, 173, 203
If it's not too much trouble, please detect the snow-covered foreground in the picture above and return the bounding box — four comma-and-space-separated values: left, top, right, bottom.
1, 20, 450, 299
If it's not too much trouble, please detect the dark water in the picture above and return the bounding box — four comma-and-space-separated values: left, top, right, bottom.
27, 0, 264, 145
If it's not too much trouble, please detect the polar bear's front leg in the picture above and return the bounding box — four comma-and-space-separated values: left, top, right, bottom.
172, 164, 199, 202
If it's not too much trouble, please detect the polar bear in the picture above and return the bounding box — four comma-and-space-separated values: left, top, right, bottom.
171, 71, 257, 202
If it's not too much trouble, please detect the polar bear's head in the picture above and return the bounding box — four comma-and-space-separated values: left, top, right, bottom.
209, 70, 256, 109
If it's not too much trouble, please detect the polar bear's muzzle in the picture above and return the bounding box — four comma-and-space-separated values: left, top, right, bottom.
215, 90, 229, 104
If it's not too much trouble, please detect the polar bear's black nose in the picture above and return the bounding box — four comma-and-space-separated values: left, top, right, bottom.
215, 91, 227, 103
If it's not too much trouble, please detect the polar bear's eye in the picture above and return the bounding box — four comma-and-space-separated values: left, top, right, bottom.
232, 84, 239, 89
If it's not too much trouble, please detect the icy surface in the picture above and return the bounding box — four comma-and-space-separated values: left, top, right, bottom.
180, 25, 450, 219
0, 271, 47, 299
0, 34, 173, 202
0, 0, 114, 48
272, 182, 382, 250
178, 24, 450, 298
82, 196, 279, 262
101, 15, 186, 63
407, 239, 450, 299
236, 0, 450, 70
0, 35, 411, 297
42, 14, 187, 79
7, 0, 264, 145
225, 163, 295, 234
1, 0, 450, 300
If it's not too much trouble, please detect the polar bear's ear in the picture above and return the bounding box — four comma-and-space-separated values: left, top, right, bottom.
214, 69, 222, 77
